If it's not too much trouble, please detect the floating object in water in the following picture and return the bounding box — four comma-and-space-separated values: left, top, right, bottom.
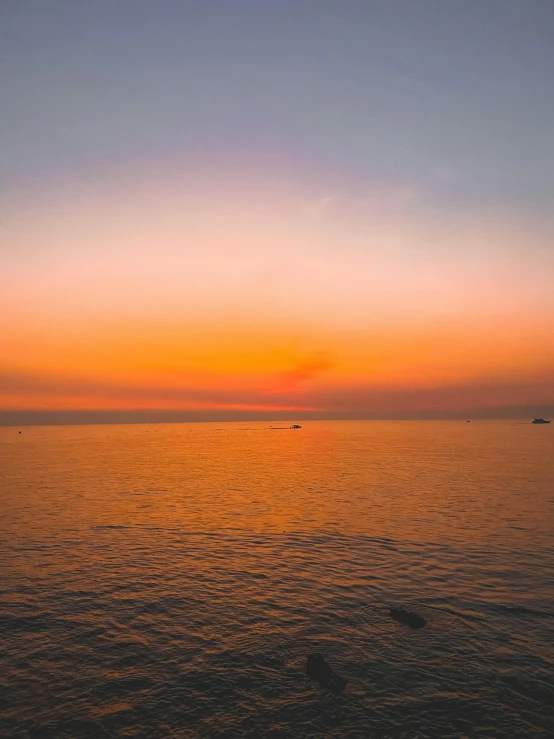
290, 424, 302, 429
532, 418, 551, 424
18, 430, 22, 434
389, 607, 427, 629
306, 653, 347, 694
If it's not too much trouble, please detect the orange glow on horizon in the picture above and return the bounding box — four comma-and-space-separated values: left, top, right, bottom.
2, 168, 554, 416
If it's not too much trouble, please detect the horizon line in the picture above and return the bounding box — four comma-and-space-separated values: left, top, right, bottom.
1, 406, 552, 427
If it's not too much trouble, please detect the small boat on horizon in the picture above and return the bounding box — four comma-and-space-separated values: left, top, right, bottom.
532, 418, 551, 424
267, 424, 302, 430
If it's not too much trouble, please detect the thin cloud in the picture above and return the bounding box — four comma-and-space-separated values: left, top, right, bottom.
267, 354, 336, 395
1, 366, 552, 417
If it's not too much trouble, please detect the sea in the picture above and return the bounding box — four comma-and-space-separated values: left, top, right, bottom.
1, 420, 553, 738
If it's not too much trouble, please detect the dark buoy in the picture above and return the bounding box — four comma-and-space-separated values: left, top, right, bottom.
306, 653, 347, 694
18, 430, 22, 434
389, 608, 426, 629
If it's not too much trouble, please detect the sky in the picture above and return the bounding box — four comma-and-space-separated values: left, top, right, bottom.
1, 0, 554, 422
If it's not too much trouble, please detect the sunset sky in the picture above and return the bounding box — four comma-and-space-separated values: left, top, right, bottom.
2, 0, 554, 421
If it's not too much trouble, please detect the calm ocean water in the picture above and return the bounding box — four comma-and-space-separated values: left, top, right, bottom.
1, 420, 553, 738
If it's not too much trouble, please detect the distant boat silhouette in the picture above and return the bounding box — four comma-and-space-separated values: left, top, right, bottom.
290, 424, 302, 429
532, 418, 551, 424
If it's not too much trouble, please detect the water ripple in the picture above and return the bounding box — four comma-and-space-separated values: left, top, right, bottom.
1, 420, 553, 737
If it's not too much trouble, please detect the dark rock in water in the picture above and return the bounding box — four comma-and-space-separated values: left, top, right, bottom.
306, 653, 347, 694
389, 607, 426, 629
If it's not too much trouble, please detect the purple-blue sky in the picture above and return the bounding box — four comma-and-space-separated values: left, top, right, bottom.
1, 0, 554, 421
3, 0, 554, 205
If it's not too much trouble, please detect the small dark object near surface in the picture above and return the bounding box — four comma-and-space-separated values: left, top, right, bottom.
389, 607, 427, 629
306, 653, 347, 694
